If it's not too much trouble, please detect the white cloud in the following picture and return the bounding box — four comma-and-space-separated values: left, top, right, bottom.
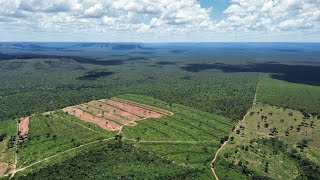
219, 0, 320, 32
0, 0, 319, 41
84, 3, 103, 17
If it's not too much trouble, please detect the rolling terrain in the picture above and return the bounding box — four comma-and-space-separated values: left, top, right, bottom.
0, 42, 320, 179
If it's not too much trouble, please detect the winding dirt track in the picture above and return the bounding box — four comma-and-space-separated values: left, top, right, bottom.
210, 80, 259, 180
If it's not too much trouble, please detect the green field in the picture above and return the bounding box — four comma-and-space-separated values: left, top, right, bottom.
16, 111, 116, 171
0, 95, 234, 179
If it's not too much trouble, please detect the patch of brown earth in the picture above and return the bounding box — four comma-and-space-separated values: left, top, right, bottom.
63, 107, 121, 131
62, 98, 173, 131
18, 116, 29, 141
88, 99, 141, 121
107, 100, 163, 119
77, 104, 136, 126
111, 97, 174, 116
0, 162, 8, 177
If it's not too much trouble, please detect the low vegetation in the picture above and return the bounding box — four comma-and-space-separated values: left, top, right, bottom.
14, 142, 206, 180
216, 103, 320, 179
17, 111, 115, 167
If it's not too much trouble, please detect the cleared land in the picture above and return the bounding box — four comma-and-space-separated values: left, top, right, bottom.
4, 95, 233, 179
0, 163, 8, 177
215, 103, 320, 179
18, 117, 29, 142
63, 98, 173, 131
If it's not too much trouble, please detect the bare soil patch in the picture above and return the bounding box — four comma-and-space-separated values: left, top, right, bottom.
77, 104, 136, 126
18, 116, 29, 141
62, 97, 173, 131
0, 162, 8, 177
63, 107, 121, 131
111, 98, 174, 116
107, 100, 163, 118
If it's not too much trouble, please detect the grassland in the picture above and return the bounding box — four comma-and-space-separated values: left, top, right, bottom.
118, 94, 233, 179
215, 103, 320, 179
16, 111, 116, 170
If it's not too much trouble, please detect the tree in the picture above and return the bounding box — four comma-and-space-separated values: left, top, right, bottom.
297, 139, 309, 151
220, 136, 229, 144
270, 127, 278, 136
115, 134, 123, 143
136, 137, 141, 142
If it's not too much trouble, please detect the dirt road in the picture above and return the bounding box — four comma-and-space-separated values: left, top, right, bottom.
210, 80, 259, 180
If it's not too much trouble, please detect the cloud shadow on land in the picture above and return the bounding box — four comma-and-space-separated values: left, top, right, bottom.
77, 71, 114, 80
156, 62, 178, 65
181, 62, 320, 86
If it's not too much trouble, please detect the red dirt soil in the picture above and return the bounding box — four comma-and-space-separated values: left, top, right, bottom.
77, 104, 136, 126
63, 107, 121, 131
106, 100, 163, 119
111, 97, 174, 116
62, 98, 173, 131
0, 162, 8, 177
92, 100, 141, 121
18, 116, 29, 140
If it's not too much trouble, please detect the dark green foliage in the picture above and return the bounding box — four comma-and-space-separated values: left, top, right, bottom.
0, 133, 7, 141
296, 139, 309, 151
0, 54, 258, 122
15, 142, 205, 180
220, 136, 229, 144
258, 76, 320, 116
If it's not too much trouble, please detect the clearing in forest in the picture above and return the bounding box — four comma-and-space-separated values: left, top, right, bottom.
215, 103, 320, 179
63, 97, 173, 131
18, 116, 29, 141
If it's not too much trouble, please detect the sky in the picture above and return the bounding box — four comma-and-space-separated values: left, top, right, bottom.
0, 0, 319, 42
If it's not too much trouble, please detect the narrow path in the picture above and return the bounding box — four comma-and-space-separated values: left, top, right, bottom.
8, 137, 114, 179
210, 79, 259, 180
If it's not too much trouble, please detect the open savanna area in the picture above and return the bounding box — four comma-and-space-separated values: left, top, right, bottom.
215, 103, 320, 180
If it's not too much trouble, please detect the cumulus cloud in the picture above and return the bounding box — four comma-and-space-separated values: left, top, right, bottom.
218, 0, 320, 32
0, 0, 319, 40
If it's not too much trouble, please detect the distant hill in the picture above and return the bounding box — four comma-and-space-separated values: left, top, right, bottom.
0, 42, 145, 51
